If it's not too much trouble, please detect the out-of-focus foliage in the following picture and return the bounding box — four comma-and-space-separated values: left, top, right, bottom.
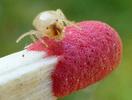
0, 0, 131, 100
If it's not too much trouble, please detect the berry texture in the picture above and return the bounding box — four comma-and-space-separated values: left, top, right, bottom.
28, 21, 122, 97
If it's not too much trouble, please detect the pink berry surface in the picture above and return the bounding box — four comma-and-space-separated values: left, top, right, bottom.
28, 21, 122, 97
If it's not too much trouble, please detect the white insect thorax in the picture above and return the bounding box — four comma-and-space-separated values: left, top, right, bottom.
33, 10, 67, 32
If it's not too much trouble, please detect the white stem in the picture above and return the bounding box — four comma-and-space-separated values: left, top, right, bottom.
0, 50, 57, 100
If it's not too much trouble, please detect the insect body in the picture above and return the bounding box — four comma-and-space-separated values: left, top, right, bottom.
16, 9, 72, 43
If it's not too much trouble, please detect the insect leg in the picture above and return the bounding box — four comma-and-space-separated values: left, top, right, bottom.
33, 33, 48, 47
16, 30, 38, 43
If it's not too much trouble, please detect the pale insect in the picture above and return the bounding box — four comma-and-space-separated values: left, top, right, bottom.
16, 9, 72, 44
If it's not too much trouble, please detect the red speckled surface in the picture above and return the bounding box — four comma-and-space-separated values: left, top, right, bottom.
28, 21, 122, 97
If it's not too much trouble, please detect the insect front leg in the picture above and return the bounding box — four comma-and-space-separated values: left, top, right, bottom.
33, 32, 48, 47
16, 30, 39, 43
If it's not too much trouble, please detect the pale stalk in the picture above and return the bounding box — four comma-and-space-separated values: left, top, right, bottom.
0, 50, 58, 100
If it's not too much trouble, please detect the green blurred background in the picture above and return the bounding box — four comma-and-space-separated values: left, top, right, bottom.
0, 0, 131, 100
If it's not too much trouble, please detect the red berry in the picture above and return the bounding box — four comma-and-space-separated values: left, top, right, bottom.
28, 21, 122, 97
